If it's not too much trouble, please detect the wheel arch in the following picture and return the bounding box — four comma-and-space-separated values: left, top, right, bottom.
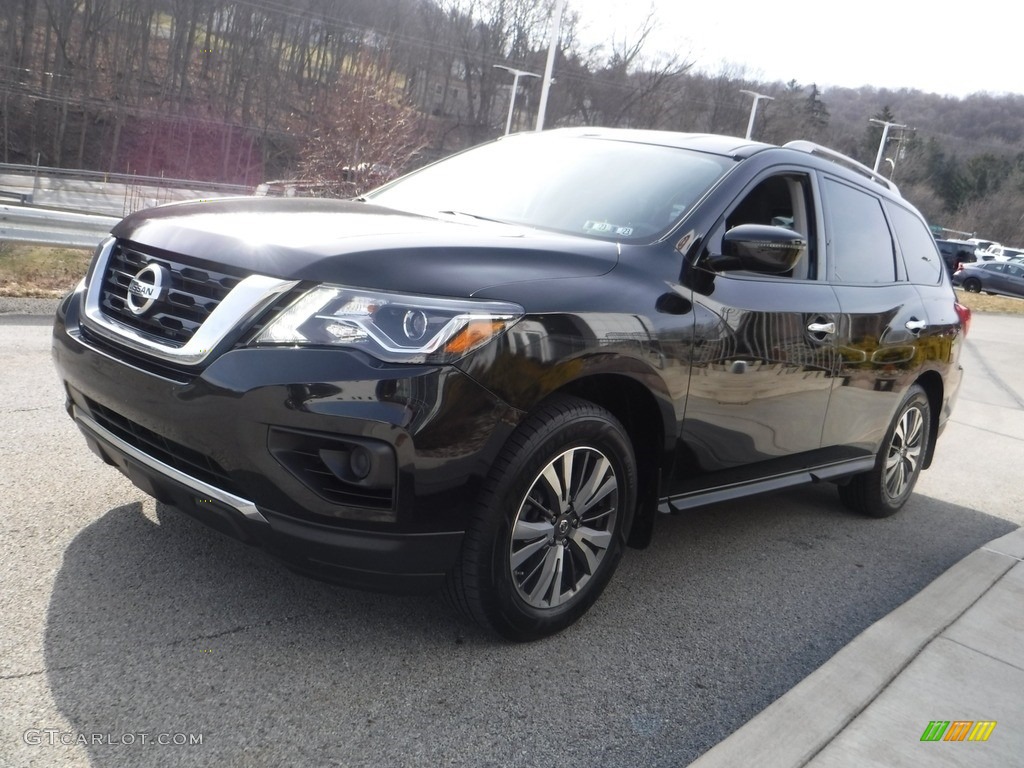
551, 373, 674, 549
914, 369, 944, 470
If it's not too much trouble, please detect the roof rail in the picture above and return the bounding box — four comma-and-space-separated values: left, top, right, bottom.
783, 140, 900, 195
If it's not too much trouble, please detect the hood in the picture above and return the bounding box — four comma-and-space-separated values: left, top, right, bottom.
112, 197, 619, 297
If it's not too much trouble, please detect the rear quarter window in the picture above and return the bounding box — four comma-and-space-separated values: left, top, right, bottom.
886, 202, 943, 285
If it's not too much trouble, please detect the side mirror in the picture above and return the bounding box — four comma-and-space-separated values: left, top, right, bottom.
708, 224, 807, 274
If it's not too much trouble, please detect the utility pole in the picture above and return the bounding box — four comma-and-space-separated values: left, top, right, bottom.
869, 118, 907, 173
740, 90, 774, 140
493, 65, 541, 135
535, 0, 566, 131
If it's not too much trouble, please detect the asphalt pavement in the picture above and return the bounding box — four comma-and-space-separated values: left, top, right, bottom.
0, 305, 1020, 767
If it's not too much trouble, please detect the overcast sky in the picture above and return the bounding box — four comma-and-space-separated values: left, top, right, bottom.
575, 0, 1020, 98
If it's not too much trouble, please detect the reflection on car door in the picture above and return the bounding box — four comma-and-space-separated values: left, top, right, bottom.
672, 171, 838, 494
820, 177, 925, 454
827, 283, 927, 452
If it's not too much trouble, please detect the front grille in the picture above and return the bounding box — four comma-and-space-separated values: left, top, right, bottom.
85, 397, 241, 497
99, 242, 244, 345
81, 283, 305, 380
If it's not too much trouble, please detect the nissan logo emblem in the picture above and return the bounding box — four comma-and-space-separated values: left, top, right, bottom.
126, 263, 169, 316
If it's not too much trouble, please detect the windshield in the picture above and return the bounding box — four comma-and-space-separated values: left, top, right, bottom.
365, 134, 732, 242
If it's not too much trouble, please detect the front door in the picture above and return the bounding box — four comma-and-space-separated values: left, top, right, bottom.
672, 170, 838, 491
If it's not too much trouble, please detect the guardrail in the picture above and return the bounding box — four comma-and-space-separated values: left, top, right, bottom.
0, 189, 33, 204
0, 204, 118, 249
0, 162, 251, 195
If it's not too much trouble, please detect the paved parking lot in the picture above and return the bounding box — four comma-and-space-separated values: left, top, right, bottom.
1, 311, 1020, 767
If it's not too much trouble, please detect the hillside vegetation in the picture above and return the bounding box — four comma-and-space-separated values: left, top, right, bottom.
3, 1, 1024, 244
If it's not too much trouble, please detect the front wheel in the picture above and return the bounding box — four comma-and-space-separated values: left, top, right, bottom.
446, 395, 636, 641
962, 277, 982, 292
838, 384, 930, 518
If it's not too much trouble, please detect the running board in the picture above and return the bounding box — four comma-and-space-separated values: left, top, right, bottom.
663, 457, 877, 513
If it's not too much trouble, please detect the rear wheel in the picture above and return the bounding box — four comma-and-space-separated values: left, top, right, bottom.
446, 395, 636, 641
962, 277, 982, 292
839, 384, 930, 518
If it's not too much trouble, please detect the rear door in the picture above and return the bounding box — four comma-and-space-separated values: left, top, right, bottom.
990, 262, 1024, 296
821, 178, 932, 454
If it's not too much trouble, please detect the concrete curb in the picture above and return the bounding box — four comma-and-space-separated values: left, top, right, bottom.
689, 526, 1024, 768
0, 297, 62, 316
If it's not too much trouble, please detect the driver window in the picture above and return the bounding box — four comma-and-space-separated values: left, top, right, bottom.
714, 173, 816, 279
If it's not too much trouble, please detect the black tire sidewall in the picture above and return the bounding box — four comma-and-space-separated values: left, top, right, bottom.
470, 399, 637, 640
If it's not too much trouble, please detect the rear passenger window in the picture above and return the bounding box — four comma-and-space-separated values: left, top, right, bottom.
824, 178, 895, 283
887, 202, 943, 284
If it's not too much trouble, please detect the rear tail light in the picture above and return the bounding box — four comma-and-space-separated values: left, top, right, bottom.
954, 301, 971, 337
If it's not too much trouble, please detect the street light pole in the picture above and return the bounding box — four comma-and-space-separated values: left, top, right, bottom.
535, 0, 566, 131
740, 90, 774, 140
493, 65, 541, 135
869, 118, 907, 173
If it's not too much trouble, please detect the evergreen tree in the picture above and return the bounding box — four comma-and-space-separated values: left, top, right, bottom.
805, 84, 829, 134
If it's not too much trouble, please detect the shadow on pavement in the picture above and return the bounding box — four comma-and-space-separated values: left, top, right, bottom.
43, 486, 1016, 767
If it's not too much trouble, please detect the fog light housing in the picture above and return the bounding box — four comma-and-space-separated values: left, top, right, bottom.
268, 428, 396, 511
348, 446, 372, 480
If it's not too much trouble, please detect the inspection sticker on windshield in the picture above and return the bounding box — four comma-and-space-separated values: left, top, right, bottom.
584, 220, 633, 237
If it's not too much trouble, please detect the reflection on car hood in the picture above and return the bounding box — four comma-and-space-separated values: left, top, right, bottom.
112, 197, 619, 297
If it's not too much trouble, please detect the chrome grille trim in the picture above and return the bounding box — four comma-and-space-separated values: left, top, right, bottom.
82, 237, 299, 366
100, 243, 241, 343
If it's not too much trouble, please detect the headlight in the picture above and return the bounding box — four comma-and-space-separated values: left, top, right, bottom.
254, 285, 523, 364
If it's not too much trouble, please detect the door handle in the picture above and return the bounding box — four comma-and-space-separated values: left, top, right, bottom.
807, 322, 835, 335
905, 319, 927, 333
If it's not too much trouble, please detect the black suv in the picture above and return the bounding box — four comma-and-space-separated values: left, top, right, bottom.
935, 238, 977, 274
53, 129, 969, 640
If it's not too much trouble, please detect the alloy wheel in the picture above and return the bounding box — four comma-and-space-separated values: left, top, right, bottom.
509, 446, 619, 609
883, 405, 924, 499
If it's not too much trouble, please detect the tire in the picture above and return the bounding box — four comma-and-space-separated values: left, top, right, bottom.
446, 395, 636, 641
962, 278, 982, 292
838, 384, 930, 518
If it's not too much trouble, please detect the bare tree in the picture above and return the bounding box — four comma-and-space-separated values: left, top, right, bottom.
299, 71, 433, 196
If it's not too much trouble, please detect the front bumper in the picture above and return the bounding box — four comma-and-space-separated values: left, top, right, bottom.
52, 288, 520, 593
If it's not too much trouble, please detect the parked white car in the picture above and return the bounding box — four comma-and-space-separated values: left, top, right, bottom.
966, 238, 1001, 259
981, 244, 1024, 261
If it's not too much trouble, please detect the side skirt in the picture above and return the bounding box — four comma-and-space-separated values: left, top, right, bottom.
661, 457, 877, 512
